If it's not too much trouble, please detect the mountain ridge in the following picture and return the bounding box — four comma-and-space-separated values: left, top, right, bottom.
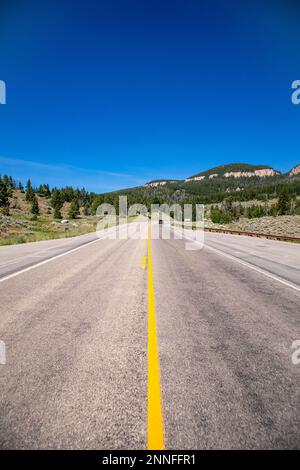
144, 163, 299, 187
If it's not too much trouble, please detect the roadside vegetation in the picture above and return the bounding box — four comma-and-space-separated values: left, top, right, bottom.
209, 190, 300, 225
0, 175, 98, 245
1, 169, 300, 244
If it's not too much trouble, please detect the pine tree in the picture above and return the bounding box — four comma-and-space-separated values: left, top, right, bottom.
0, 179, 10, 215
68, 198, 80, 219
45, 184, 51, 197
9, 176, 16, 190
18, 181, 25, 192
25, 178, 35, 202
31, 195, 39, 216
38, 183, 51, 197
2, 175, 13, 197
277, 190, 290, 215
51, 189, 63, 219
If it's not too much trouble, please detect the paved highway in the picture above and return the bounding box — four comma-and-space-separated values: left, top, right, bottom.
0, 224, 299, 449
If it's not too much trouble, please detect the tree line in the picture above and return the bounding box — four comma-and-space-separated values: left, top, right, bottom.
209, 191, 300, 224
1, 173, 300, 223
0, 175, 95, 219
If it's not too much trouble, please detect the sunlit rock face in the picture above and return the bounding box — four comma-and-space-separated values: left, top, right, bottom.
223, 169, 279, 178
289, 164, 300, 177
185, 168, 279, 182
185, 176, 205, 182
145, 180, 178, 187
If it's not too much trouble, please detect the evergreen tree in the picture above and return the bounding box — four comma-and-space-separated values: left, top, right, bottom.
51, 189, 63, 219
45, 184, 51, 197
68, 198, 80, 219
25, 178, 35, 202
2, 175, 13, 197
276, 190, 290, 215
0, 179, 10, 215
38, 183, 51, 197
31, 194, 39, 216
9, 176, 16, 190
18, 181, 25, 192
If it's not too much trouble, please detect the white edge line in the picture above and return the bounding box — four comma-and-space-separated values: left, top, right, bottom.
2, 224, 299, 293
204, 244, 300, 293
0, 238, 101, 283
172, 227, 300, 293
0, 225, 129, 284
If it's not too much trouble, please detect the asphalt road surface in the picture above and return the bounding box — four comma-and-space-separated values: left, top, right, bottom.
0, 224, 299, 449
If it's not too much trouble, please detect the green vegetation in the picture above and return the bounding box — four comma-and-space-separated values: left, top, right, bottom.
209, 191, 298, 225
68, 198, 80, 219
0, 173, 98, 245
51, 189, 63, 219
37, 183, 51, 198
0, 224, 97, 246
1, 163, 300, 245
187, 163, 275, 179
31, 194, 40, 217
277, 189, 291, 215
25, 179, 35, 203
0, 176, 10, 215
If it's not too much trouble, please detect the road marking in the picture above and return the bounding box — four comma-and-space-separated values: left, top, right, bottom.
0, 226, 128, 284
142, 255, 147, 269
204, 243, 300, 293
172, 227, 300, 293
0, 238, 101, 283
147, 224, 165, 450
0, 227, 133, 283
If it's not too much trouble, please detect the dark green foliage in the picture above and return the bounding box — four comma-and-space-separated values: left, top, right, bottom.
1, 174, 14, 197
276, 190, 291, 215
293, 199, 300, 215
209, 198, 245, 224
25, 179, 35, 202
37, 183, 51, 197
1, 167, 300, 224
210, 208, 234, 224
51, 189, 63, 219
68, 198, 80, 219
31, 195, 39, 216
246, 205, 267, 219
104, 172, 299, 216
269, 205, 278, 217
0, 177, 10, 215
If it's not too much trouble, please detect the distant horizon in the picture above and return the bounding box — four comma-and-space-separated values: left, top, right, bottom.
0, 155, 298, 193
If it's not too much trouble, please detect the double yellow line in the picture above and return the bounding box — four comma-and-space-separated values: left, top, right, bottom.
147, 224, 165, 450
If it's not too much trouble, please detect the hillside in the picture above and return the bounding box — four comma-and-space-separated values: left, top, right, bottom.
289, 164, 300, 177
113, 163, 300, 207
145, 179, 181, 187
0, 189, 97, 245
1, 163, 300, 244
185, 163, 280, 182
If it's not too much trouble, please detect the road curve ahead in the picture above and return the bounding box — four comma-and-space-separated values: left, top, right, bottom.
0, 225, 299, 449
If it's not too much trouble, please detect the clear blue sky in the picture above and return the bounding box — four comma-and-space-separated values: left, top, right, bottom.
0, 0, 300, 192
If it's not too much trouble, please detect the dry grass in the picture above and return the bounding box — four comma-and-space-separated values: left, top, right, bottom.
0, 190, 97, 246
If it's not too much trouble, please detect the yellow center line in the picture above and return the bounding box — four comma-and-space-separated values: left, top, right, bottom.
147, 224, 165, 450
142, 255, 147, 270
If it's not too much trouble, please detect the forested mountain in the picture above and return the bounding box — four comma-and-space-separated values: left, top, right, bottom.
1, 163, 300, 217
108, 163, 300, 208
